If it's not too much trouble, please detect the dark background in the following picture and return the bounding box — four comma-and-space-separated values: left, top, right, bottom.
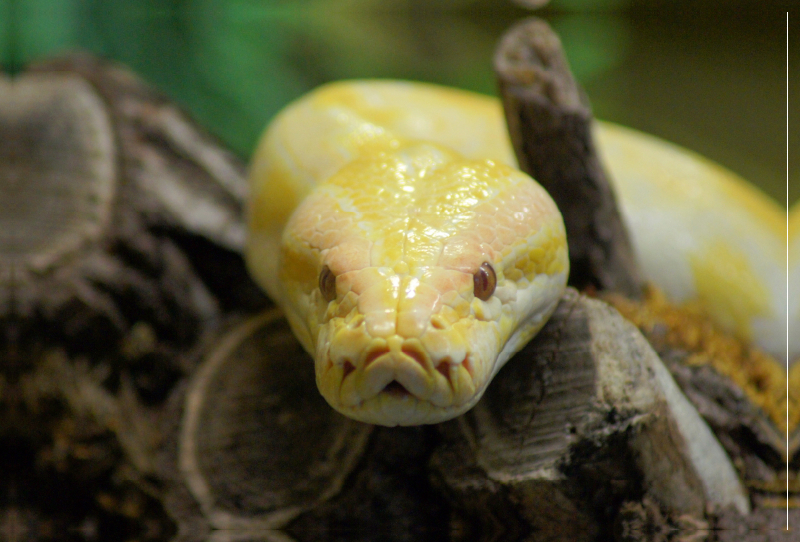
1, 0, 796, 207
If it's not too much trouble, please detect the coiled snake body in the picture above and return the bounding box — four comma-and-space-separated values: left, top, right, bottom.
246, 81, 786, 427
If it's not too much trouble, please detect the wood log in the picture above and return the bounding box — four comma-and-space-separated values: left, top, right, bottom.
428, 289, 750, 536
494, 18, 643, 298
0, 54, 260, 540
165, 290, 747, 540
176, 310, 372, 532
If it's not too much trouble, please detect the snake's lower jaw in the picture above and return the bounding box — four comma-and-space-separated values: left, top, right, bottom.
315, 333, 494, 426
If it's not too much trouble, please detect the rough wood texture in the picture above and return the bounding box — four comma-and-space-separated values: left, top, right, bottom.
430, 289, 748, 540
494, 18, 643, 298
176, 310, 372, 532
0, 73, 115, 280
163, 290, 748, 540
0, 54, 265, 541
2, 54, 266, 363
162, 312, 447, 542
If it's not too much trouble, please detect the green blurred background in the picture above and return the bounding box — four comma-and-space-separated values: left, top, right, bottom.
1, 0, 796, 207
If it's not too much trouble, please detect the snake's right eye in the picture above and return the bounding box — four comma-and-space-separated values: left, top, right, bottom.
473, 262, 497, 301
319, 265, 337, 302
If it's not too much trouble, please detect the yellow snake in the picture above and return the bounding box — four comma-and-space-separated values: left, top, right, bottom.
246, 80, 788, 427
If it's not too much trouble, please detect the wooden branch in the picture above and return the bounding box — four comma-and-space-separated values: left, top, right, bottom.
430, 290, 749, 534
0, 54, 261, 538
166, 290, 750, 537
494, 17, 644, 298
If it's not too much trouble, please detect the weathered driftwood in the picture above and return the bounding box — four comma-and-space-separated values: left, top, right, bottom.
2, 53, 266, 363
431, 290, 750, 537
665, 356, 789, 476
495, 15, 796, 525
600, 292, 796, 498
176, 310, 372, 532
166, 289, 747, 540
0, 54, 262, 540
494, 18, 643, 299
0, 72, 115, 291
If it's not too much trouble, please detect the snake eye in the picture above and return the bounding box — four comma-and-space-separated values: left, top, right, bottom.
473, 262, 496, 301
319, 265, 337, 302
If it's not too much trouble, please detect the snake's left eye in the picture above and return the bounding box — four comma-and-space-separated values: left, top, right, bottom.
319, 265, 337, 302
473, 262, 496, 301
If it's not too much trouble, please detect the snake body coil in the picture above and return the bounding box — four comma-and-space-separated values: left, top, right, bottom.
247, 80, 787, 427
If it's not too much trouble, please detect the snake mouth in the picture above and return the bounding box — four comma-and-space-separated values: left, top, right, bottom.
382, 380, 411, 396
329, 376, 484, 426
318, 345, 483, 426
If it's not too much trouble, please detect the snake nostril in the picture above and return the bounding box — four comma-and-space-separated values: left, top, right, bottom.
342, 359, 356, 379
436, 362, 451, 381
364, 346, 390, 368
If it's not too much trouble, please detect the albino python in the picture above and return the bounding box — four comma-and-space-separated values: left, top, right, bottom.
246, 80, 788, 427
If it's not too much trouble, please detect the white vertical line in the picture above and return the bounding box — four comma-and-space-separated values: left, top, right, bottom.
787, 10, 790, 531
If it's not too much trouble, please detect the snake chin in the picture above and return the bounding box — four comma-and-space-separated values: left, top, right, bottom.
326, 378, 488, 427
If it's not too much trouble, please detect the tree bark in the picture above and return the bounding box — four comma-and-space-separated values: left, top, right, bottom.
167, 290, 750, 540
494, 17, 644, 298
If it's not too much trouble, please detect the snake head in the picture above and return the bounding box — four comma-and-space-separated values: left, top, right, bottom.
275, 143, 568, 426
